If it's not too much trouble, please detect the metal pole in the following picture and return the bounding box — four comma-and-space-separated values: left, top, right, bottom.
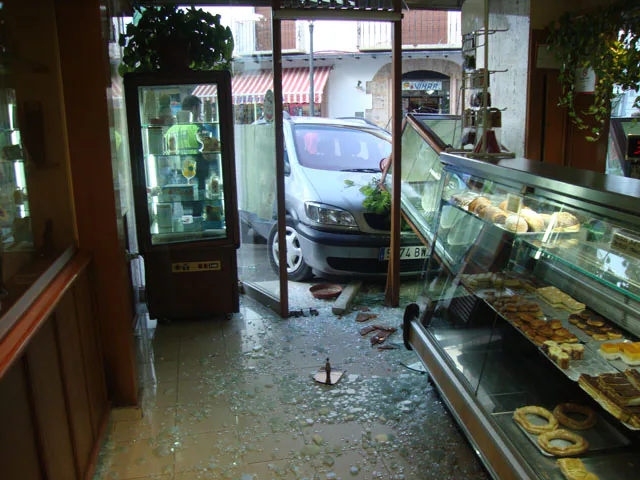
309, 21, 315, 117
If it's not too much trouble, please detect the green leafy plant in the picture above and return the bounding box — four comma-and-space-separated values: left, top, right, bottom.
118, 5, 234, 76
344, 178, 412, 231
546, 1, 640, 141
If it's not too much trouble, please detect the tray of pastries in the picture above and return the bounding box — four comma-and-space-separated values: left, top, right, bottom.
540, 341, 617, 381
578, 371, 640, 430
568, 309, 627, 344
449, 194, 581, 235
506, 403, 629, 458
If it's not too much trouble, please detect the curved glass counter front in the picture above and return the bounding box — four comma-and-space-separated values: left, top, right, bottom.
403, 152, 640, 480
381, 114, 463, 245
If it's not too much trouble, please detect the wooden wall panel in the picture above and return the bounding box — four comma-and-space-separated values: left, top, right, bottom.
54, 292, 94, 476
0, 360, 43, 480
25, 320, 77, 480
74, 272, 108, 431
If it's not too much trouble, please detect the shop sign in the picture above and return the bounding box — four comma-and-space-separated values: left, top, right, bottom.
575, 67, 596, 94
172, 261, 221, 273
402, 81, 442, 92
264, 89, 274, 123
627, 134, 640, 161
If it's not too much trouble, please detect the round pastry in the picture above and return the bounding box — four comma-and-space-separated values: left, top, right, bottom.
607, 331, 623, 340
579, 310, 592, 319
520, 209, 545, 232
592, 333, 609, 341
553, 403, 597, 430
498, 200, 508, 212
468, 197, 491, 213
587, 318, 604, 327
556, 212, 581, 232
550, 320, 563, 330
530, 319, 546, 329
538, 429, 589, 456
504, 215, 529, 233
475, 203, 492, 218
514, 406, 559, 434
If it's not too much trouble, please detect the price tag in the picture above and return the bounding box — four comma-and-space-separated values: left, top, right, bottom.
172, 261, 221, 273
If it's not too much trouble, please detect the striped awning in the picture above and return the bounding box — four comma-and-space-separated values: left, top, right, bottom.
192, 66, 332, 105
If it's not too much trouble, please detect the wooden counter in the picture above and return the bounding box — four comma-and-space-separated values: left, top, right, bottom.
0, 247, 108, 480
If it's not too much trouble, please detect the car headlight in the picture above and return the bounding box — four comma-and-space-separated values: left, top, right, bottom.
305, 202, 358, 230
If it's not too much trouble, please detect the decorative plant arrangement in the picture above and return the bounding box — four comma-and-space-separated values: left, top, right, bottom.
118, 5, 234, 76
344, 178, 411, 230
546, 1, 640, 141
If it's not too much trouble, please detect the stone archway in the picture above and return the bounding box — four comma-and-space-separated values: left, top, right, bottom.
366, 58, 462, 130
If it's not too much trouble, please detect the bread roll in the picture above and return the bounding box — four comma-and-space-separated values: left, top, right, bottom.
468, 197, 491, 213
481, 206, 508, 224
520, 209, 544, 232
476, 203, 492, 218
499, 200, 508, 212
505, 215, 528, 233
491, 209, 508, 224
556, 212, 580, 232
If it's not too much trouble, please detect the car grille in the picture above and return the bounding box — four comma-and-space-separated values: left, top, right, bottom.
327, 257, 426, 274
363, 213, 391, 231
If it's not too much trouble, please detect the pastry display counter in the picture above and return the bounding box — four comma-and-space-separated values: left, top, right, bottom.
402, 151, 640, 480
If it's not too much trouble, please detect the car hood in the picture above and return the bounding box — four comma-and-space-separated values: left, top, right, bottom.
299, 167, 378, 214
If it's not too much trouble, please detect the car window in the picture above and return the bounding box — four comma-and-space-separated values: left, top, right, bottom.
293, 125, 391, 171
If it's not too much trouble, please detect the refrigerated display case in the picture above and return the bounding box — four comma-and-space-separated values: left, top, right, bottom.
124, 71, 239, 319
401, 150, 640, 480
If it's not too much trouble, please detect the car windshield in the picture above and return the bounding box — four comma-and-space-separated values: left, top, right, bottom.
293, 124, 392, 171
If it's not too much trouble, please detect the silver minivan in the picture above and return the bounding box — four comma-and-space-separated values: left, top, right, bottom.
241, 116, 425, 281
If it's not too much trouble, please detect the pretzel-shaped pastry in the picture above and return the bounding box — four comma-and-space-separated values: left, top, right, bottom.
513, 406, 558, 434
538, 429, 589, 456
553, 403, 597, 430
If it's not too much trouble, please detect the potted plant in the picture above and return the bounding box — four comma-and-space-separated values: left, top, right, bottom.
118, 5, 234, 75
546, 1, 640, 141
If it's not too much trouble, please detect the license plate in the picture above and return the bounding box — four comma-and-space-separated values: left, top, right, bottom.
379, 246, 429, 261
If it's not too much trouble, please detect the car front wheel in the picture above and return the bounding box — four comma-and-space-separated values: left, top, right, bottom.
268, 218, 313, 281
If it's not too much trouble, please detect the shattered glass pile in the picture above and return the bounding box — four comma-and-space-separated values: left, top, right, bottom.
93, 287, 488, 480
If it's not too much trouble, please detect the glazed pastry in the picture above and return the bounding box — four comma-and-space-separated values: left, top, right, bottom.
599, 343, 622, 360
557, 458, 599, 480
475, 203, 492, 218
538, 429, 588, 456
504, 214, 528, 233
549, 319, 563, 330
553, 403, 597, 430
539, 213, 557, 231
621, 343, 640, 366
607, 331, 623, 340
513, 406, 558, 434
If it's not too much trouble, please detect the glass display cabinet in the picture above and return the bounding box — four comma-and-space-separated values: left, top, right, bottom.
125, 71, 239, 319
381, 113, 462, 249
402, 151, 640, 480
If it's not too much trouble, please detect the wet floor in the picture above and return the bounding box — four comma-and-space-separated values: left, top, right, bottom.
93, 286, 489, 480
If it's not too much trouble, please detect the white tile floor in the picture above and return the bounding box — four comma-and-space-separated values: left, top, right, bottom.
93, 295, 488, 480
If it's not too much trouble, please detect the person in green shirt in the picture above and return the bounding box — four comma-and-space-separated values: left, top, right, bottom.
165, 95, 208, 216
165, 95, 204, 155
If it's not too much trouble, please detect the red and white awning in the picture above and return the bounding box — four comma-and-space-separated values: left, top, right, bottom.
193, 66, 332, 105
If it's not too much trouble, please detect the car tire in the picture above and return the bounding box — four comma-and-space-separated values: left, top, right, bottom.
268, 218, 313, 282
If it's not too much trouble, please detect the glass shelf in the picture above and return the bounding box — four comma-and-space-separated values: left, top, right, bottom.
141, 122, 219, 128
519, 237, 640, 303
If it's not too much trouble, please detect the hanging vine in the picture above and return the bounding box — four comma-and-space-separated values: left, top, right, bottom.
547, 1, 640, 141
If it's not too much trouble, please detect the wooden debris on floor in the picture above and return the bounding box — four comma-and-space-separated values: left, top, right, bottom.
355, 312, 378, 323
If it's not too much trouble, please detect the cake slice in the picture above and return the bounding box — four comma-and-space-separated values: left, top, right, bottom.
578, 374, 630, 422
624, 369, 640, 391
598, 372, 640, 407
620, 343, 640, 366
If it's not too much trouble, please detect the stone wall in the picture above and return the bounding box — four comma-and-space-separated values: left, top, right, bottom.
365, 57, 462, 130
